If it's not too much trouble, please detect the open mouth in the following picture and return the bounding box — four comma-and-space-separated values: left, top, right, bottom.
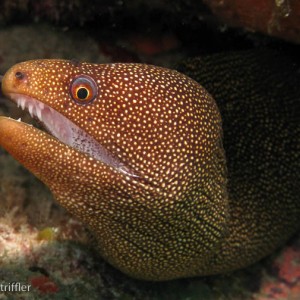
8, 92, 139, 178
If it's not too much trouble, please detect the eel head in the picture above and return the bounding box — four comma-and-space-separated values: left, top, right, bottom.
0, 60, 228, 280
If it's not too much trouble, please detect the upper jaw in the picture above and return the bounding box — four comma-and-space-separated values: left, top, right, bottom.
8, 92, 73, 144
5, 92, 140, 179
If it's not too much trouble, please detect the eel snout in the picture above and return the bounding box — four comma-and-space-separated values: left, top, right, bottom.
1, 64, 30, 97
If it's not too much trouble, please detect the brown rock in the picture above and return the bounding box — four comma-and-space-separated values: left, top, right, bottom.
204, 0, 300, 44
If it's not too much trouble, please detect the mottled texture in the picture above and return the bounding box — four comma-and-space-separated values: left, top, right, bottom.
177, 50, 300, 273
0, 61, 227, 281
0, 50, 299, 281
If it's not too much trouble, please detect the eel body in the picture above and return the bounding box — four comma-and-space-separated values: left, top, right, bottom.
0, 50, 299, 281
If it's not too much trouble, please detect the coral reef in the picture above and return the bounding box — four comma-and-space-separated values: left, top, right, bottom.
0, 2, 299, 298
255, 245, 300, 300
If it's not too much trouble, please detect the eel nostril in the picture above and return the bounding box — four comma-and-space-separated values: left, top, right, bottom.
15, 71, 25, 80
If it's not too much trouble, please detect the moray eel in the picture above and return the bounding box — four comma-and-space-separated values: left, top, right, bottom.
0, 50, 299, 281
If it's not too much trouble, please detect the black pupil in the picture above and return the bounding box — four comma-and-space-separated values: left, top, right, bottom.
15, 71, 24, 79
77, 87, 88, 99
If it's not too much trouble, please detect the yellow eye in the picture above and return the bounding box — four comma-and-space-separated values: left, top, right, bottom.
70, 75, 98, 105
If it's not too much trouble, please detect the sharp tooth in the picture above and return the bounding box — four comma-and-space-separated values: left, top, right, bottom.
17, 99, 20, 108
36, 107, 42, 120
28, 104, 33, 117
39, 102, 44, 110
21, 98, 26, 110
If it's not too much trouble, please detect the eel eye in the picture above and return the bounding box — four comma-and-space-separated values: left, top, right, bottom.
70, 75, 98, 105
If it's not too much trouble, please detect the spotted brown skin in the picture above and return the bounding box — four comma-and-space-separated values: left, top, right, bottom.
0, 60, 227, 280
0, 51, 299, 281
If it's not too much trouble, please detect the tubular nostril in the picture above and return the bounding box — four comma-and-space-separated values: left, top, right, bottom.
15, 71, 25, 80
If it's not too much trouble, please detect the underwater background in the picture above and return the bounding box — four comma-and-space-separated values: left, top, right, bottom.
0, 0, 299, 299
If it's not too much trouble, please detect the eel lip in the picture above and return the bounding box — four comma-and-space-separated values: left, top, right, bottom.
6, 92, 141, 179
